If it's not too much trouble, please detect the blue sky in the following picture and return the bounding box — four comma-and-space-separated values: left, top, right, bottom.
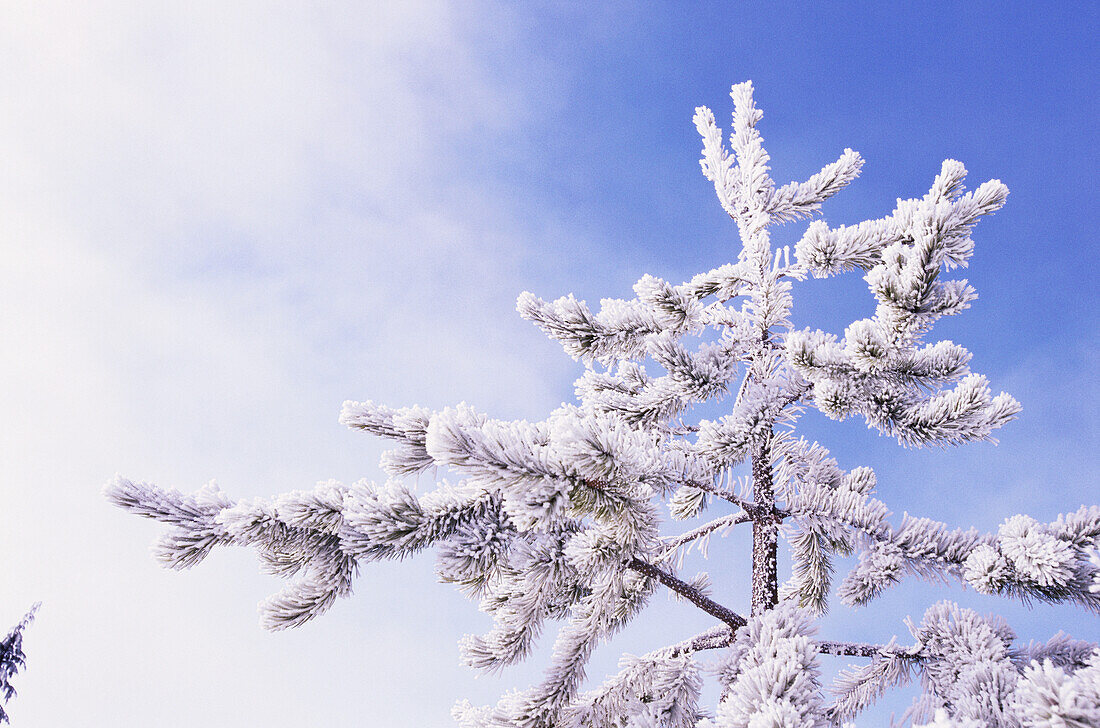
1, 1, 1096, 725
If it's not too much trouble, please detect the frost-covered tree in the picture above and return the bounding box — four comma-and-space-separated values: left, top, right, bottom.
1, 604, 39, 724
107, 82, 1100, 727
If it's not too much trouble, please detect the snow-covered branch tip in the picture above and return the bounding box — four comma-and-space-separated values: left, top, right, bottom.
0, 603, 39, 724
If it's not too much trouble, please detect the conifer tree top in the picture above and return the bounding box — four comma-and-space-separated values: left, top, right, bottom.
107, 81, 1100, 728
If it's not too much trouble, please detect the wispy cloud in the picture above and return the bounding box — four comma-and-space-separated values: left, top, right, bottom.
0, 2, 582, 724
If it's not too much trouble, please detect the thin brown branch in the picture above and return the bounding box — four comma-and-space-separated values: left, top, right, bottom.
627, 557, 747, 629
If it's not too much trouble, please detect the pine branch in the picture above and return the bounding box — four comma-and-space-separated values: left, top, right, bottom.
825, 502, 1100, 611
0, 603, 39, 724
662, 625, 736, 657
661, 626, 923, 661
565, 650, 703, 728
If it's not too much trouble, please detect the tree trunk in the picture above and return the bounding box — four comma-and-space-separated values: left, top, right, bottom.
750, 437, 778, 615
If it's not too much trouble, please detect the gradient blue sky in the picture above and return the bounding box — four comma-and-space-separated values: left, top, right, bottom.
1, 2, 1096, 725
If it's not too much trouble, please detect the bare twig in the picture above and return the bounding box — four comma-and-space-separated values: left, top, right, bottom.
628, 557, 747, 629
659, 512, 751, 561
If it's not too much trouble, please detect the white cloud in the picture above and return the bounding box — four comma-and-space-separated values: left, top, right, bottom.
0, 2, 578, 725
